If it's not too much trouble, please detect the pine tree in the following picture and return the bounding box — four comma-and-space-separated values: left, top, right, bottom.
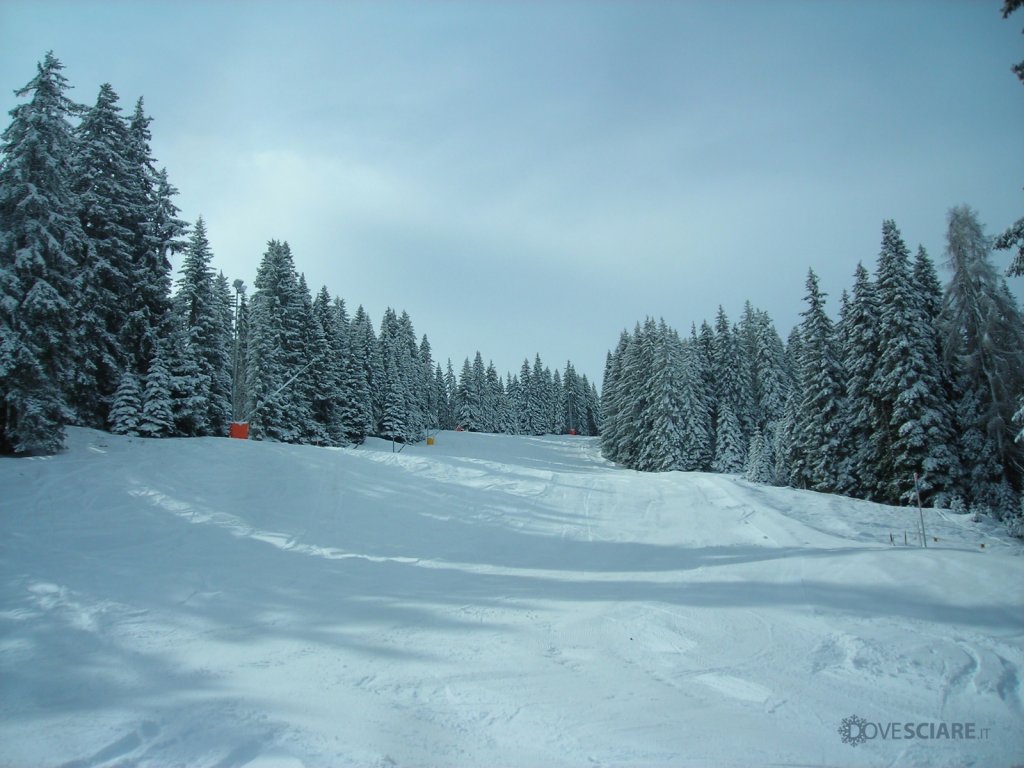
582, 376, 601, 437
677, 337, 711, 470
171, 218, 230, 436
0, 52, 83, 453
109, 371, 142, 436
636, 320, 687, 471
794, 269, 847, 493
308, 284, 343, 445
70, 83, 141, 426
942, 205, 1024, 497
713, 400, 745, 473
245, 240, 306, 441
120, 98, 184, 380
615, 321, 656, 467
870, 220, 960, 504
711, 308, 749, 465
139, 345, 174, 438
333, 296, 367, 445
378, 308, 410, 441
485, 361, 502, 433
696, 321, 718, 467
733, 303, 759, 439
529, 355, 552, 435
840, 263, 883, 498
745, 428, 776, 484
434, 363, 450, 430
457, 357, 478, 431
600, 346, 623, 459
444, 359, 457, 430
397, 311, 425, 440
420, 336, 440, 431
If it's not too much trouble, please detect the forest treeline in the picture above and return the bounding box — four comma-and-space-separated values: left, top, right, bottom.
0, 53, 598, 456
3, 53, 1023, 537
603, 212, 1024, 532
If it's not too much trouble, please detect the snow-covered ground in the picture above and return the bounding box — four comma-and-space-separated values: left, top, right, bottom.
1, 428, 1022, 767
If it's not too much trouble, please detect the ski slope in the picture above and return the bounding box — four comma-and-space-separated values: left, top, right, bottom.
1, 428, 1022, 767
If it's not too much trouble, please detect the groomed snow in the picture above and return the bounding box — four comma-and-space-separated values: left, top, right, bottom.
1, 428, 1022, 767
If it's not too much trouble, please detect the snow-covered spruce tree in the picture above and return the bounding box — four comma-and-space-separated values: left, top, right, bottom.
456, 357, 479, 431
908, 245, 962, 506
870, 222, 958, 505
775, 386, 800, 487
485, 360, 502, 433
386, 310, 426, 442
713, 399, 746, 473
70, 83, 140, 426
773, 326, 805, 486
550, 368, 563, 434
942, 205, 1024, 505
736, 302, 760, 434
292, 275, 327, 444
677, 335, 712, 470
839, 263, 883, 499
529, 355, 553, 435
211, 272, 235, 432
716, 309, 749, 473
696, 321, 718, 468
583, 377, 601, 437
0, 52, 83, 453
499, 372, 518, 434
330, 296, 366, 445
441, 359, 455, 428
346, 305, 378, 442
166, 321, 210, 437
467, 351, 487, 432
732, 304, 758, 440
119, 99, 185, 381
508, 371, 526, 435
309, 284, 344, 445
170, 218, 231, 436
600, 337, 629, 461
420, 336, 440, 432
245, 240, 306, 442
563, 362, 592, 435
377, 308, 404, 441
138, 344, 174, 438
758, 312, 790, 426
793, 269, 847, 493
109, 371, 142, 436
615, 321, 656, 468
635, 320, 686, 471
434, 363, 451, 431
399, 312, 427, 439
745, 427, 776, 485
515, 358, 533, 435
745, 308, 789, 480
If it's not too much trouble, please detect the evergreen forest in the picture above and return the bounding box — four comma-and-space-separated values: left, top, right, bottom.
3, 52, 1023, 536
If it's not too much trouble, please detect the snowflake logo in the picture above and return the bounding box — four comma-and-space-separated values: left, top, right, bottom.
838, 714, 870, 747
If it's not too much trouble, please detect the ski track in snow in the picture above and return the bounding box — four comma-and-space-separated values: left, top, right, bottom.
1, 428, 1023, 767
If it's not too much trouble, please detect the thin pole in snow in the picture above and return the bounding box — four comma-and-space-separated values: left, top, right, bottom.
914, 472, 927, 549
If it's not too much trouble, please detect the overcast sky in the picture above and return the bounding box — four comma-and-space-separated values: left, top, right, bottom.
2, 1, 1022, 384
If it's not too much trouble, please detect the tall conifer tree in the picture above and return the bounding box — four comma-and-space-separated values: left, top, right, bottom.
0, 52, 83, 453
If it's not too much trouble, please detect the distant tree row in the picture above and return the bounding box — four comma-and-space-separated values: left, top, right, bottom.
0, 53, 595, 454
224, 237, 599, 445
603, 212, 1024, 532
